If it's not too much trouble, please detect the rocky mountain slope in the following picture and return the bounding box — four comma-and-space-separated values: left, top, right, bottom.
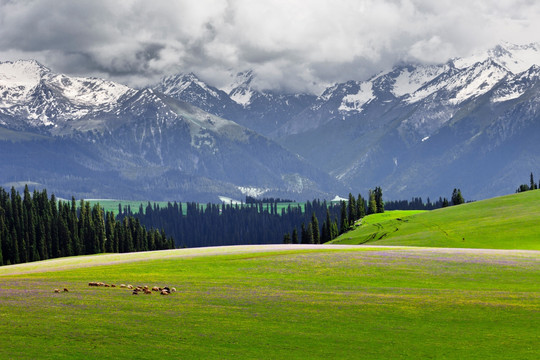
0, 60, 345, 201
156, 42, 540, 200
2, 42, 539, 201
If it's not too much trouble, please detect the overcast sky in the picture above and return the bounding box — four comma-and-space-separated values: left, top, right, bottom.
1, 0, 539, 93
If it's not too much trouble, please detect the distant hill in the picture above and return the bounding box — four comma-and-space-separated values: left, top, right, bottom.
331, 190, 540, 250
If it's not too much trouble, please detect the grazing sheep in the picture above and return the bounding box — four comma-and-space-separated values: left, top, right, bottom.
160, 290, 170, 295
152, 286, 159, 292
132, 290, 139, 295
63, 288, 69, 292
119, 284, 127, 288
54, 289, 60, 293
111, 284, 116, 288
127, 285, 133, 289
170, 287, 176, 292
88, 282, 98, 286
144, 289, 152, 294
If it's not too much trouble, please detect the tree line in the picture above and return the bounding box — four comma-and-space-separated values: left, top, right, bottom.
118, 199, 347, 248
284, 188, 385, 244
516, 172, 540, 193
385, 189, 465, 210
0, 186, 174, 266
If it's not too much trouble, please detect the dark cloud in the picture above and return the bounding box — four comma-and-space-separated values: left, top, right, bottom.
1, 0, 539, 92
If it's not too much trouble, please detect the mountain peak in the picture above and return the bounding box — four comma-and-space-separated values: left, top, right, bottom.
221, 70, 254, 94
453, 42, 540, 74
0, 59, 50, 88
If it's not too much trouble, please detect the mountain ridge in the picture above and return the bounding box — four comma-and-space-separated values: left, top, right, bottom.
1, 42, 540, 201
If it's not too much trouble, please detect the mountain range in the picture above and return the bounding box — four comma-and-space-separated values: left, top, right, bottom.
1, 42, 539, 201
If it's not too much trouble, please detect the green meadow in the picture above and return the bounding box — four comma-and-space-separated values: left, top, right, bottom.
332, 190, 540, 250
0, 246, 539, 359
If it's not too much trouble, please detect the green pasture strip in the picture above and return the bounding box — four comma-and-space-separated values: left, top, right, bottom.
0, 248, 538, 359
332, 191, 540, 250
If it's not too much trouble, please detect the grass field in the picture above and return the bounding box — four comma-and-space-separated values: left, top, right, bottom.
331, 190, 540, 250
0, 245, 539, 359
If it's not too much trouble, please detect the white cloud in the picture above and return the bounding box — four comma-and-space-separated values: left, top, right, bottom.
0, 0, 539, 92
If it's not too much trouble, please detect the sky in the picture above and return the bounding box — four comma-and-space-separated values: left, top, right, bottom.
0, 0, 539, 93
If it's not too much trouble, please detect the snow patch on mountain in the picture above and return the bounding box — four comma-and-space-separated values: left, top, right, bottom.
158, 73, 220, 99
48, 74, 130, 108
237, 186, 269, 198
338, 81, 374, 112
491, 65, 540, 103
454, 42, 540, 74
229, 87, 254, 106
392, 65, 447, 97
223, 71, 256, 107
0, 60, 48, 106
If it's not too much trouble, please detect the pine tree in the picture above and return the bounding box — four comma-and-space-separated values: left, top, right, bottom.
374, 187, 384, 213
339, 201, 348, 234
451, 189, 464, 206
356, 194, 366, 219
306, 223, 314, 244
300, 223, 307, 244
292, 228, 298, 244
311, 213, 320, 244
367, 190, 377, 215
330, 220, 339, 240
283, 233, 291, 244
347, 193, 357, 226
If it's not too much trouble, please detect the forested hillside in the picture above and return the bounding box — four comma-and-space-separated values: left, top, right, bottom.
0, 186, 173, 266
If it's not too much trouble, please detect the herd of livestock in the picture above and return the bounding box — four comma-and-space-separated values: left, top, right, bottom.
53, 282, 177, 295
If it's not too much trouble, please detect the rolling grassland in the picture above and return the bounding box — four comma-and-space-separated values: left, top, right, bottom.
331, 191, 540, 250
0, 245, 538, 359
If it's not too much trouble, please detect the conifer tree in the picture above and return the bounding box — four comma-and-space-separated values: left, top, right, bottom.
292, 228, 298, 244
339, 201, 348, 234
347, 193, 357, 226
374, 187, 384, 213
356, 194, 366, 219
311, 213, 320, 244
367, 190, 377, 215
283, 233, 291, 244
300, 223, 307, 244
451, 189, 464, 206
306, 223, 314, 244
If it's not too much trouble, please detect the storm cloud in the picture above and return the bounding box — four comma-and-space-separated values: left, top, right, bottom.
1, 0, 539, 92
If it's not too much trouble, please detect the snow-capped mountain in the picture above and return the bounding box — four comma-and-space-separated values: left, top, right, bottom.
276, 42, 540, 200
155, 70, 316, 136
223, 70, 256, 107
154, 72, 241, 120
2, 42, 540, 201
0, 60, 346, 201
0, 60, 131, 129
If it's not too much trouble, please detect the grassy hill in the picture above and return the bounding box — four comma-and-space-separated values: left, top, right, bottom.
0, 245, 539, 359
331, 190, 540, 250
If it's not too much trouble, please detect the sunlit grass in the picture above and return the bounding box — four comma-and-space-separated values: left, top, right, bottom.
0, 246, 538, 359
332, 191, 540, 249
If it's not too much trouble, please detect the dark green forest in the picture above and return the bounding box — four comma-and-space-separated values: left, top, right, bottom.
118, 198, 345, 248
0, 186, 174, 266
